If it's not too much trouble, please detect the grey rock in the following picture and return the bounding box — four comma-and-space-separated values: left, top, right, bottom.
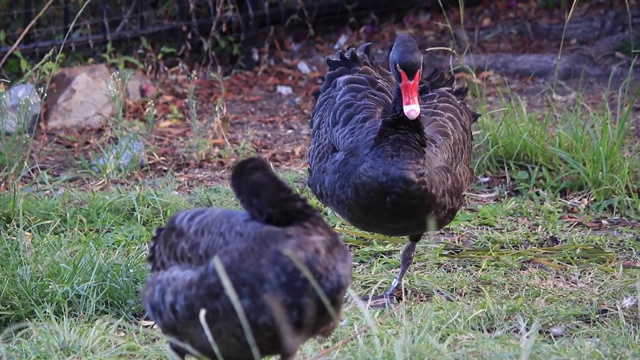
91, 134, 146, 173
126, 75, 143, 102
126, 72, 155, 102
45, 64, 113, 130
1, 83, 41, 134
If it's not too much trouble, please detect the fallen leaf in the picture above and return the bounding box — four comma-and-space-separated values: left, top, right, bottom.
157, 119, 182, 128
560, 214, 580, 222
454, 72, 483, 84
244, 96, 262, 102
477, 71, 494, 80
140, 320, 156, 327
581, 222, 601, 229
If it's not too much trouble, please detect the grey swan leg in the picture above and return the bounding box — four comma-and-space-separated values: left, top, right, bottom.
169, 343, 188, 360
364, 234, 421, 309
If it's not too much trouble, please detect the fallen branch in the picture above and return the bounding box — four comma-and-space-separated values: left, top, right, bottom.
431, 31, 636, 80
456, 8, 640, 46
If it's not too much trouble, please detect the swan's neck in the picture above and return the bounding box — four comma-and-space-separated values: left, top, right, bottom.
390, 86, 404, 116
374, 86, 426, 151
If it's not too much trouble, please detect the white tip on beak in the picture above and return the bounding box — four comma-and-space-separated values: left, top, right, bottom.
403, 104, 420, 120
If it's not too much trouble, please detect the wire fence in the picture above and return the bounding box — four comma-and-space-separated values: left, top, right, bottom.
0, 0, 431, 59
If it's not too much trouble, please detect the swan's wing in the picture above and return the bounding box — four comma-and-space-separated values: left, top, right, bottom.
147, 208, 250, 271
309, 43, 394, 163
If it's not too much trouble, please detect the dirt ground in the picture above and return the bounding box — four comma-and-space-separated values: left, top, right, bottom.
15, 0, 640, 191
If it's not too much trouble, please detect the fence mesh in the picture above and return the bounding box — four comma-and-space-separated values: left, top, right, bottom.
0, 0, 431, 58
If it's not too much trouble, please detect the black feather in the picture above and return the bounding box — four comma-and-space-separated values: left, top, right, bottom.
308, 34, 479, 236
142, 157, 352, 360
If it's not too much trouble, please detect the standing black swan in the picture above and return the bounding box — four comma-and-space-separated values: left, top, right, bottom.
142, 157, 352, 359
308, 34, 479, 308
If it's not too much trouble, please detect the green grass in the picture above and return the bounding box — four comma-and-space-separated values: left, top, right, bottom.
2, 64, 639, 360
1, 175, 639, 359
471, 71, 640, 217
2, 52, 640, 360
1, 2, 639, 358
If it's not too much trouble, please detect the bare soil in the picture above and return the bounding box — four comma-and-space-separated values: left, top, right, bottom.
9, 0, 639, 192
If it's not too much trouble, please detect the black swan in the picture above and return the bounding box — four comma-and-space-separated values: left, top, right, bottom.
308, 34, 479, 308
142, 157, 352, 359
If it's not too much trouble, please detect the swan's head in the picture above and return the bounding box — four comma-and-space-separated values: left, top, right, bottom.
389, 34, 423, 120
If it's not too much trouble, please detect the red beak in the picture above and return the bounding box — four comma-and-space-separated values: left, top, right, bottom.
399, 69, 421, 120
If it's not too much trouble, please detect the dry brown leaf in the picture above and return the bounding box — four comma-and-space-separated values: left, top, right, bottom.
157, 119, 182, 128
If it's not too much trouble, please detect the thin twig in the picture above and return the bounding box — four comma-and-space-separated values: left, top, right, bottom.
115, 0, 138, 33
464, 189, 500, 199
425, 46, 456, 54
297, 0, 315, 36
0, 0, 56, 70
307, 303, 405, 360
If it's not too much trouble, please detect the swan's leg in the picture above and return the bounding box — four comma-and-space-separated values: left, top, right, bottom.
388, 236, 419, 294
169, 343, 188, 359
364, 234, 422, 309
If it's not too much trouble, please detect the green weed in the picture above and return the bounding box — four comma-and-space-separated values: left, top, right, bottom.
80, 71, 155, 179
473, 74, 640, 217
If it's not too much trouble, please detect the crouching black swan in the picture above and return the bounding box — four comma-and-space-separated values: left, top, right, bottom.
308, 34, 479, 308
142, 157, 352, 359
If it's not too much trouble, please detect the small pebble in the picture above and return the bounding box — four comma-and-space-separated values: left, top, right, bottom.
297, 61, 312, 75
288, 98, 300, 106
333, 34, 349, 50
548, 325, 566, 337
276, 85, 293, 96
621, 296, 636, 309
